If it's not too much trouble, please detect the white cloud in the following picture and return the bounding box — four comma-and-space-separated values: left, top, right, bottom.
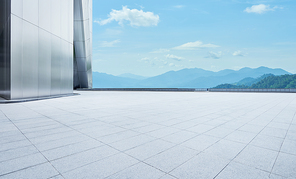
95, 6, 159, 27
233, 50, 245, 56
99, 40, 120, 47
169, 63, 175, 67
140, 57, 149, 62
150, 48, 170, 53
206, 51, 222, 59
173, 41, 219, 50
165, 54, 185, 61
244, 4, 280, 14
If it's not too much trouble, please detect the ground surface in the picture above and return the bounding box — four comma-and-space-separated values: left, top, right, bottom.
0, 91, 296, 179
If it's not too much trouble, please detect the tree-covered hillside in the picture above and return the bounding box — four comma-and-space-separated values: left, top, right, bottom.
214, 74, 296, 89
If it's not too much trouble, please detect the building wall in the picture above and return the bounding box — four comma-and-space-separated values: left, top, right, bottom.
9, 0, 74, 99
0, 1, 11, 99
73, 0, 92, 89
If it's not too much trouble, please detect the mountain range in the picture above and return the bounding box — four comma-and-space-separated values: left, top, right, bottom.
92, 66, 291, 88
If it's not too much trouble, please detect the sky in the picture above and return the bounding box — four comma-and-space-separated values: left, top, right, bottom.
92, 0, 296, 77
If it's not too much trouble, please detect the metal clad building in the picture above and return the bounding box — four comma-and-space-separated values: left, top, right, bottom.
0, 0, 92, 100
74, 0, 92, 89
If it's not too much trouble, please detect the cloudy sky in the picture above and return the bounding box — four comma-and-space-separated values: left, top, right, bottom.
93, 0, 296, 77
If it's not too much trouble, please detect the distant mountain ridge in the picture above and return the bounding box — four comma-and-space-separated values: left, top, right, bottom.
93, 66, 291, 88
214, 74, 296, 89
118, 73, 148, 80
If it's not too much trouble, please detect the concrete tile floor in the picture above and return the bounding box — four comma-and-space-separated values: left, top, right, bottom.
0, 91, 296, 179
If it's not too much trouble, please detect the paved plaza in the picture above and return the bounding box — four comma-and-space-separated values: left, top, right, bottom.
0, 91, 296, 179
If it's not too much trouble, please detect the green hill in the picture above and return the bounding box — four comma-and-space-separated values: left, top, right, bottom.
214, 74, 296, 89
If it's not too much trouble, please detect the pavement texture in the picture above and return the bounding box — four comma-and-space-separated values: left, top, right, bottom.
0, 91, 296, 179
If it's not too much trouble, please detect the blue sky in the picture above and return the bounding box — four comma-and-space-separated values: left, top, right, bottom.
92, 0, 296, 77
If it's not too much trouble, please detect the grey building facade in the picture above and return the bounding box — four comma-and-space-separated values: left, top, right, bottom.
0, 0, 92, 100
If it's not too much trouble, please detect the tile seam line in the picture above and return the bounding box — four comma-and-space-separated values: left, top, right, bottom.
0, 113, 65, 179
18, 103, 169, 177
148, 96, 278, 177
212, 96, 296, 179
269, 108, 296, 177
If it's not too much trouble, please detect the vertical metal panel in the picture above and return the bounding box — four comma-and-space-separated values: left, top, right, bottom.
51, 0, 60, 37
74, 0, 82, 20
74, 21, 84, 41
68, 0, 74, 44
22, 20, 39, 98
82, 0, 89, 20
67, 43, 73, 93
11, 15, 23, 99
74, 41, 86, 58
74, 0, 92, 89
50, 35, 61, 95
0, 0, 11, 99
23, 0, 38, 26
87, 69, 92, 88
60, 0, 68, 42
60, 40, 68, 94
11, 0, 23, 18
39, 0, 51, 32
38, 28, 51, 97
76, 57, 87, 72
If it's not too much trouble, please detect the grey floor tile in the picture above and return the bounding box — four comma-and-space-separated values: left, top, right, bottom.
0, 139, 32, 152
260, 127, 287, 138
181, 134, 220, 151
48, 175, 64, 179
170, 152, 229, 179
34, 134, 90, 151
238, 124, 265, 133
250, 134, 284, 151
109, 134, 156, 151
171, 120, 202, 130
280, 139, 296, 155
132, 124, 165, 133
186, 124, 215, 134
286, 130, 296, 141
203, 139, 246, 160
0, 153, 47, 176
97, 130, 140, 144
145, 145, 199, 173
159, 174, 178, 179
51, 145, 119, 173
234, 145, 278, 172
215, 161, 270, 179
161, 130, 196, 144
269, 173, 287, 179
41, 139, 103, 161
272, 152, 296, 178
106, 162, 165, 179
0, 162, 59, 179
62, 153, 138, 179
147, 127, 181, 138
224, 130, 257, 144
0, 145, 39, 162
267, 122, 290, 130
125, 139, 174, 161
0, 134, 27, 145
204, 127, 234, 139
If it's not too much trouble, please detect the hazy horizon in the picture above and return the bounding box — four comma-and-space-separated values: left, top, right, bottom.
94, 66, 294, 77
93, 1, 296, 76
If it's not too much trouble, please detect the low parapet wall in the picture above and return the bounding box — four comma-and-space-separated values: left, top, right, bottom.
77, 88, 206, 92
77, 88, 296, 93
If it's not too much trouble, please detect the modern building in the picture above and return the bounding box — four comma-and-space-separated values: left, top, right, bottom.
0, 0, 92, 100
